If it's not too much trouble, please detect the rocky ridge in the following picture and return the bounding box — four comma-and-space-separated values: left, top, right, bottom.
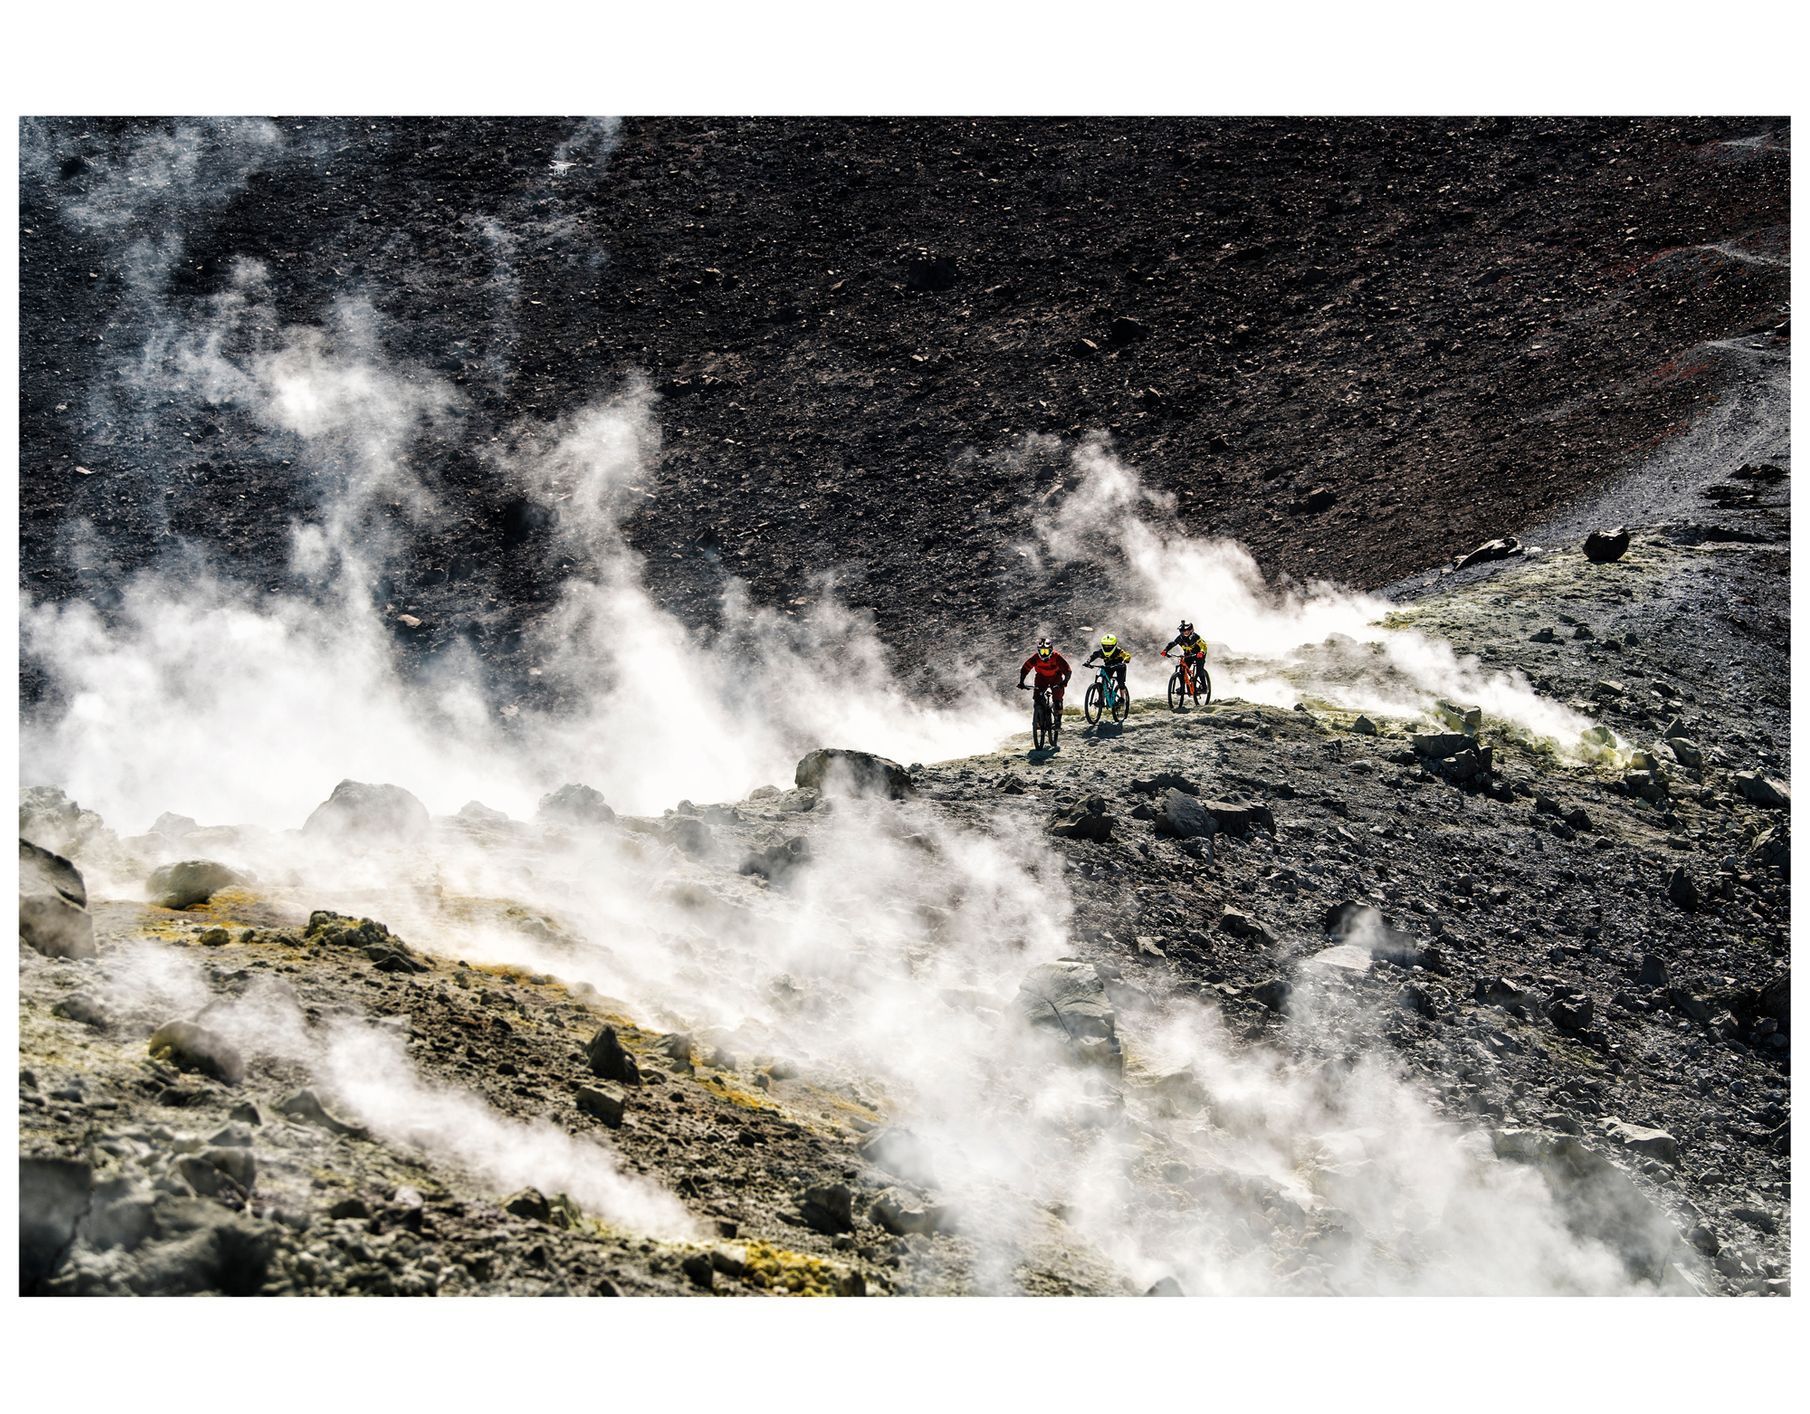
20, 465, 1790, 1295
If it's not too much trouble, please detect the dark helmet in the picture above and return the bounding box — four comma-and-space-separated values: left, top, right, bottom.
1178, 620, 1194, 634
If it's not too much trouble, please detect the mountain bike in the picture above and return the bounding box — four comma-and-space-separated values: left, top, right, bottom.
1024, 682, 1061, 751
1163, 650, 1212, 711
1084, 664, 1130, 725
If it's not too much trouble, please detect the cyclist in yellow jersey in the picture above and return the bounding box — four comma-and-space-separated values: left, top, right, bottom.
1082, 633, 1133, 700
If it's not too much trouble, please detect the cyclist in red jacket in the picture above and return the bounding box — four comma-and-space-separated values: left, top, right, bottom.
1018, 638, 1072, 717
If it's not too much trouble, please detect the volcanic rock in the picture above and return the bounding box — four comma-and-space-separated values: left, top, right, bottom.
148, 1021, 245, 1085
20, 1155, 94, 1291
179, 1146, 257, 1197
1434, 699, 1483, 735
1733, 772, 1789, 809
1049, 794, 1115, 842
576, 1085, 627, 1127
303, 779, 430, 842
1309, 944, 1373, 975
799, 1181, 856, 1234
19, 786, 112, 860
740, 834, 811, 883
19, 839, 96, 960
1200, 799, 1276, 836
870, 1188, 948, 1236
586, 1025, 643, 1085
1584, 527, 1631, 563
276, 1088, 364, 1136
1455, 535, 1521, 570
1015, 960, 1121, 1070
1602, 1119, 1681, 1167
537, 783, 617, 826
1546, 988, 1595, 1032
1474, 977, 1532, 1017
52, 992, 109, 1028
1153, 789, 1215, 839
147, 859, 245, 910
1592, 525, 1636, 561
794, 748, 913, 799
1130, 772, 1199, 796
1219, 908, 1273, 943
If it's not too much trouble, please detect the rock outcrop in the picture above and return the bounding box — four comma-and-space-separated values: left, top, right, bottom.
794, 748, 914, 800
303, 780, 430, 842
19, 839, 96, 960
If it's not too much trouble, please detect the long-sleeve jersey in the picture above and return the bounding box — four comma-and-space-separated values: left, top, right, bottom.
1164, 631, 1208, 657
1020, 651, 1072, 685
1084, 645, 1133, 666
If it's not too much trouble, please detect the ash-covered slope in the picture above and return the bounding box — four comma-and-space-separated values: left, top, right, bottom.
20, 424, 1790, 1294
16, 115, 1790, 1298
18, 117, 1789, 696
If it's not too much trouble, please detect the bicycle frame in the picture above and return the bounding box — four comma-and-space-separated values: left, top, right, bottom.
1165, 647, 1207, 708
1030, 681, 1058, 747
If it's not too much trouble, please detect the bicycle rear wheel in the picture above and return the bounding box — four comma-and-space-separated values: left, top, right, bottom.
1197, 669, 1212, 705
1111, 685, 1130, 724
1084, 684, 1103, 724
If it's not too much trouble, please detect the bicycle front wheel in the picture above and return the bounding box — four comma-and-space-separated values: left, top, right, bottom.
1084, 684, 1103, 724
1167, 669, 1185, 712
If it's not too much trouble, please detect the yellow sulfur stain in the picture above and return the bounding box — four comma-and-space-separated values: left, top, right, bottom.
739, 1241, 839, 1296
700, 1072, 778, 1113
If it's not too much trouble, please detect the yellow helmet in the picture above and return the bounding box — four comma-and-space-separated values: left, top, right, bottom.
1100, 633, 1118, 649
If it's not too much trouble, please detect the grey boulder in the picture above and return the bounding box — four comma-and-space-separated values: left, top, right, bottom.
794, 748, 913, 800
1154, 789, 1216, 839
1584, 527, 1632, 563
1048, 795, 1114, 842
148, 1021, 246, 1085
303, 779, 430, 842
147, 859, 245, 910
537, 783, 616, 826
19, 839, 96, 960
1015, 960, 1122, 1071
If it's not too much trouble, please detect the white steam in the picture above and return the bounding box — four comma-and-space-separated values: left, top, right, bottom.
20, 175, 1666, 1288
94, 942, 694, 1238
1025, 440, 1612, 750
21, 303, 1016, 829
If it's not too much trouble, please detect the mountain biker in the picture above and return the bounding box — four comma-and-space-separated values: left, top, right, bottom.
1161, 620, 1209, 690
1083, 633, 1133, 700
1018, 637, 1072, 720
